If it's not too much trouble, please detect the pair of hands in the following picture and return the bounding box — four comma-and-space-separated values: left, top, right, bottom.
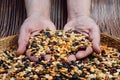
17, 14, 100, 62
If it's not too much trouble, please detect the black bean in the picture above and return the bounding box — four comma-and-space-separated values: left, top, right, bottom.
24, 74, 29, 77
89, 55, 95, 60
112, 77, 116, 80
31, 43, 38, 48
0, 60, 4, 64
68, 68, 71, 72
36, 61, 42, 64
72, 42, 79, 46
19, 67, 26, 72
80, 72, 86, 77
7, 63, 11, 66
46, 52, 50, 55
66, 34, 70, 37
43, 64, 48, 69
71, 61, 77, 66
105, 66, 110, 69
3, 64, 9, 69
41, 42, 45, 46
45, 32, 51, 38
79, 65, 84, 70
81, 39, 85, 41
31, 52, 36, 56
4, 51, 9, 55
37, 57, 44, 64
9, 57, 14, 60
78, 60, 82, 64
4, 51, 10, 57
63, 63, 70, 68
53, 41, 57, 45
72, 30, 80, 34
57, 64, 63, 69
72, 73, 79, 79
27, 71, 31, 74
22, 58, 27, 62
55, 76, 62, 80
113, 53, 118, 56
32, 71, 38, 75
60, 73, 68, 78
24, 62, 29, 68
91, 78, 98, 80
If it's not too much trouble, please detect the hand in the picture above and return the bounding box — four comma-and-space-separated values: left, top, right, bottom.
64, 15, 100, 61
17, 15, 56, 56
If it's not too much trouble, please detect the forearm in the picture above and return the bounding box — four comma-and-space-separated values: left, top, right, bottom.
67, 0, 91, 19
25, 0, 50, 19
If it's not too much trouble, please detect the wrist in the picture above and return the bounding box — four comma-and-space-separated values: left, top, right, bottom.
25, 0, 51, 19
27, 12, 50, 20
67, 13, 90, 21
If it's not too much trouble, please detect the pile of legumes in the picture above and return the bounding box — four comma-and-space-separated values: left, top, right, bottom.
0, 29, 120, 80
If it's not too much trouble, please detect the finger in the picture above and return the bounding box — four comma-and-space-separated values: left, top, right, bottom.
75, 27, 90, 38
31, 31, 40, 37
63, 21, 74, 33
90, 27, 101, 53
49, 25, 56, 32
68, 54, 76, 62
80, 31, 89, 39
76, 46, 93, 59
25, 49, 39, 62
17, 29, 30, 55
44, 21, 56, 32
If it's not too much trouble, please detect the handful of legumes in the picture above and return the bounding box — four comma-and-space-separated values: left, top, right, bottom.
26, 29, 91, 62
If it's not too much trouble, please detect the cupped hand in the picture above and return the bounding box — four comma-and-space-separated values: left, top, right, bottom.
17, 15, 56, 59
64, 15, 100, 61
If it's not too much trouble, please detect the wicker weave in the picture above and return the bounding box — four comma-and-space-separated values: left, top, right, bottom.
0, 33, 120, 52
0, 35, 18, 51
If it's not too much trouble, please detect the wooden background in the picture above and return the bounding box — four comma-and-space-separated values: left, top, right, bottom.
0, 0, 120, 38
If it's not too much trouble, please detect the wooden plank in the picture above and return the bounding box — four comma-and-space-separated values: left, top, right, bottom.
91, 0, 120, 37
0, 0, 26, 37
0, 0, 120, 38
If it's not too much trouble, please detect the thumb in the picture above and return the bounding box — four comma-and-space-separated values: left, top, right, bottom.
92, 39, 101, 53
17, 29, 30, 55
90, 28, 101, 53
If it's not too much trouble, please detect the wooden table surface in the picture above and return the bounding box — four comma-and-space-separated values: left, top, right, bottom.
0, 0, 120, 38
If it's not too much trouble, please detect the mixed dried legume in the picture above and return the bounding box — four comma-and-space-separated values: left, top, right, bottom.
0, 29, 120, 80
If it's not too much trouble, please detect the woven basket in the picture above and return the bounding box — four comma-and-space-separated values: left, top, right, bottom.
0, 33, 120, 52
